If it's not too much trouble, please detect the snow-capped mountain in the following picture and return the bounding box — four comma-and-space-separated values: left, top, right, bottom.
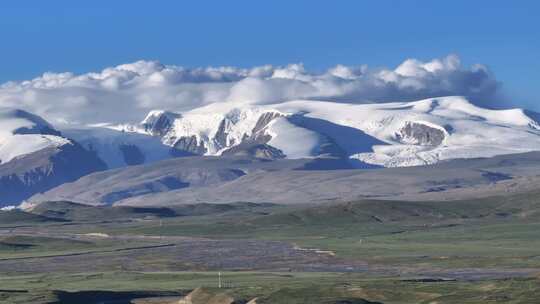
111, 96, 540, 167
0, 108, 106, 206
3, 96, 540, 207
0, 108, 69, 164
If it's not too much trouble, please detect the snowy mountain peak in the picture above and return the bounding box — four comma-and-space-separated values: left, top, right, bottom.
423, 96, 540, 129
0, 108, 72, 165
141, 110, 182, 136
108, 96, 540, 167
0, 108, 60, 137
30, 95, 540, 169
159, 107, 284, 155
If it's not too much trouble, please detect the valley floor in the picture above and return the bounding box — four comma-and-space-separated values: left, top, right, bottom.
1, 194, 540, 303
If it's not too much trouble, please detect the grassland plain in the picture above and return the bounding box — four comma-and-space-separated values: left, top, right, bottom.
1, 271, 540, 303
0, 192, 539, 303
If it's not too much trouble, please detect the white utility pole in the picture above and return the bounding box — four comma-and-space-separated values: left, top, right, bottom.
218, 271, 222, 288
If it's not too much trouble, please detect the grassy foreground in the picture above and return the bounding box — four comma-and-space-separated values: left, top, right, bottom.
1, 271, 540, 303
1, 192, 540, 303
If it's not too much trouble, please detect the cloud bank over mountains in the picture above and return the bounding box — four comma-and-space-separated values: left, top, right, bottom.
0, 55, 500, 125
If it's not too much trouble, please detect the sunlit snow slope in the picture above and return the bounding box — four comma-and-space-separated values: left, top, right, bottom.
112, 96, 540, 167
0, 108, 71, 164
61, 126, 172, 169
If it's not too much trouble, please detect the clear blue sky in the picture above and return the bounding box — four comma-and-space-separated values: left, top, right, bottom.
0, 1, 538, 108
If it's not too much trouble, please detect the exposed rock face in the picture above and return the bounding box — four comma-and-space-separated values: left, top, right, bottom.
216, 112, 287, 160
0, 142, 107, 206
171, 135, 208, 156
244, 112, 283, 145
168, 111, 283, 157
222, 143, 285, 160
252, 112, 283, 137
213, 118, 237, 151
396, 122, 446, 146
141, 110, 182, 137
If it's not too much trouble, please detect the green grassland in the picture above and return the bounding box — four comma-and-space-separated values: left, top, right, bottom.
1, 192, 540, 303
1, 271, 540, 303
69, 192, 540, 270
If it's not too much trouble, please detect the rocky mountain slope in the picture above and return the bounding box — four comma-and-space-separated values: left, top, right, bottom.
0, 144, 106, 205
28, 157, 309, 206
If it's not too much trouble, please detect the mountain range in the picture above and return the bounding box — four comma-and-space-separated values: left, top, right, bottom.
2, 95, 540, 207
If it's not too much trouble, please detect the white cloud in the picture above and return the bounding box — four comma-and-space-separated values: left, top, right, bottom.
0, 55, 500, 125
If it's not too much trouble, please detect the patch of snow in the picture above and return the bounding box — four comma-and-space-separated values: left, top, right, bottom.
0, 134, 71, 164
266, 117, 323, 158
60, 126, 172, 169
0, 205, 18, 211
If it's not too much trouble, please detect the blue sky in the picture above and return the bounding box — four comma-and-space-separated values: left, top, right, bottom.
0, 1, 538, 108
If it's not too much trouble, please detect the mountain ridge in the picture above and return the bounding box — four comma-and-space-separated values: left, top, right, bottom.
2, 96, 540, 206
104, 96, 540, 167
